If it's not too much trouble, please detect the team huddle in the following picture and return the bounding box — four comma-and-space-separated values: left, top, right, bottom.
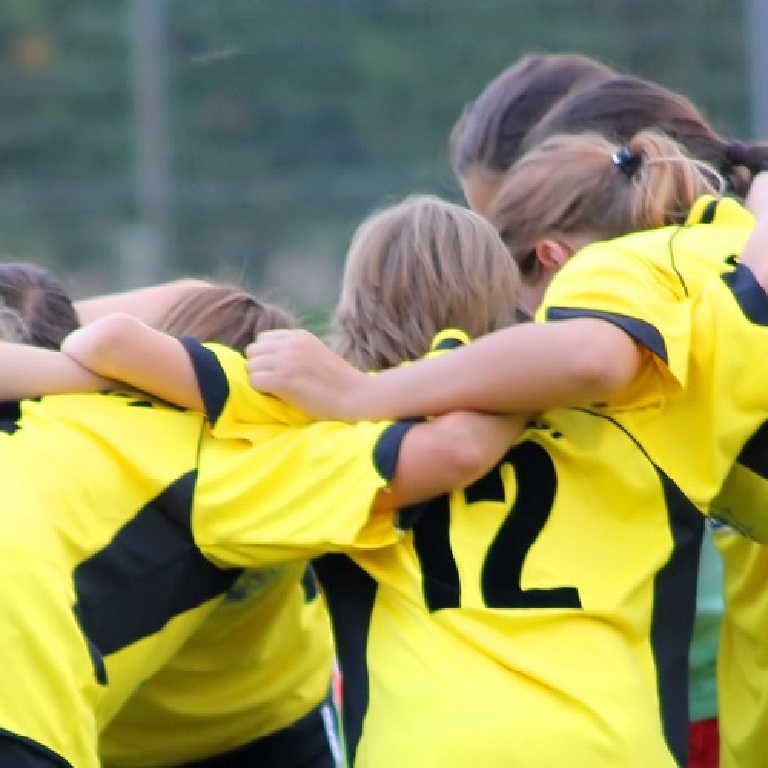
2, 51, 768, 768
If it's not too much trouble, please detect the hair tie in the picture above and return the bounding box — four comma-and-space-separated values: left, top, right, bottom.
725, 140, 749, 167
611, 146, 642, 178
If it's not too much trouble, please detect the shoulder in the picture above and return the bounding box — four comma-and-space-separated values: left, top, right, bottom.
180, 339, 312, 433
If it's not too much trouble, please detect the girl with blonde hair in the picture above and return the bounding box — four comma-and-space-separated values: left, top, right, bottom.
331, 193, 519, 371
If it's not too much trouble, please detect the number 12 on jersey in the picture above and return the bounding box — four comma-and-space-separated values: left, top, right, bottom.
410, 441, 582, 612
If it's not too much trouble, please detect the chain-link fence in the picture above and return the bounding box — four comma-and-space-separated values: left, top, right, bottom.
0, 0, 757, 312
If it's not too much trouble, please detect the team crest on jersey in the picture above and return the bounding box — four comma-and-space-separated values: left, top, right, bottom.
226, 567, 285, 602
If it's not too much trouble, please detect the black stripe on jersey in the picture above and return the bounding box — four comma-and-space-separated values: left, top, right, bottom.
312, 553, 376, 766
0, 729, 73, 767
737, 420, 768, 478
0, 400, 21, 434
178, 337, 229, 424
652, 473, 703, 767
73, 470, 242, 657
576, 408, 702, 766
697, 198, 718, 224
721, 263, 768, 325
545, 306, 668, 363
372, 419, 420, 480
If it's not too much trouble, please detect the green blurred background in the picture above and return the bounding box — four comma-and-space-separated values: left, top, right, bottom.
0, 0, 761, 326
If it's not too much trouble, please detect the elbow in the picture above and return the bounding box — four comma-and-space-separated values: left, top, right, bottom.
448, 437, 493, 483
567, 323, 640, 400
435, 414, 499, 487
62, 313, 142, 377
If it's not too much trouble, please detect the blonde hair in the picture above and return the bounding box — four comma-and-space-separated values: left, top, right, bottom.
331, 194, 521, 370
489, 129, 725, 283
154, 284, 297, 353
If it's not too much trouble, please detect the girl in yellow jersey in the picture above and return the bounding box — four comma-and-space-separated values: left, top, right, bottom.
245, 132, 768, 766
0, 271, 341, 768
97, 286, 343, 768
0, 265, 349, 768
450, 62, 768, 768
299, 192, 709, 767
0, 211, 521, 768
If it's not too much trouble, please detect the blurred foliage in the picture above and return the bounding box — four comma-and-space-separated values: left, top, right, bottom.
0, 0, 750, 310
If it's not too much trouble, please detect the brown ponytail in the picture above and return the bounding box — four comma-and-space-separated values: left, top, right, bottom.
489, 129, 723, 283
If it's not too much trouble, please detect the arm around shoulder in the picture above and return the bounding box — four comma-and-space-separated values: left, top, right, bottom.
374, 411, 525, 511
349, 317, 642, 420
247, 318, 642, 421
62, 313, 204, 411
0, 342, 109, 399
75, 279, 211, 326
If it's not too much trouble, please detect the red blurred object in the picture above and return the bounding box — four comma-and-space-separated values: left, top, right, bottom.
688, 718, 719, 768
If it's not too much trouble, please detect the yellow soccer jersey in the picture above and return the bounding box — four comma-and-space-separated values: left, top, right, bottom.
532, 196, 768, 768
0, 391, 214, 768
100, 562, 336, 766
0, 343, 409, 767
343, 407, 702, 767
538, 196, 768, 531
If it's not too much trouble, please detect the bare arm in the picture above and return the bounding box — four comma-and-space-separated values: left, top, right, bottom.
0, 342, 109, 399
745, 171, 768, 219
373, 411, 524, 511
246, 318, 641, 421
741, 173, 768, 291
75, 279, 210, 326
62, 313, 203, 411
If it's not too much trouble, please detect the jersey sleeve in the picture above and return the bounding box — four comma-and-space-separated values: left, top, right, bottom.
536, 237, 692, 392
194, 417, 415, 567
178, 337, 312, 434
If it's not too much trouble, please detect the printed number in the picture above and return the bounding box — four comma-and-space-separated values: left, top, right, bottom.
412, 441, 582, 611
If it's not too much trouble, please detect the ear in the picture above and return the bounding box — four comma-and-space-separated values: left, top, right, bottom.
534, 239, 573, 271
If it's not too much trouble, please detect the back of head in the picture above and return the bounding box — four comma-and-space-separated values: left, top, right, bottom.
331, 194, 521, 371
0, 298, 29, 343
450, 52, 615, 177
0, 262, 79, 349
488, 129, 724, 283
523, 74, 768, 199
154, 284, 297, 354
